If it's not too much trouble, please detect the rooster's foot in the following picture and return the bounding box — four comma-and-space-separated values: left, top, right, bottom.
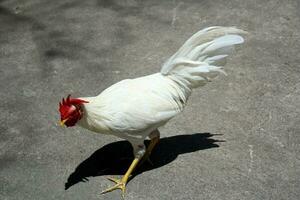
101, 177, 127, 198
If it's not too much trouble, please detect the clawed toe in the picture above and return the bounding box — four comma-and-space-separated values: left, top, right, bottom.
107, 177, 120, 183
101, 177, 126, 198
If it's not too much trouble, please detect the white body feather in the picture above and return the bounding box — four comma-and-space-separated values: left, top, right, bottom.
77, 26, 246, 152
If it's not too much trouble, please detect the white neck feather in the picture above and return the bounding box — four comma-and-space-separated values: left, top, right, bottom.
76, 97, 110, 134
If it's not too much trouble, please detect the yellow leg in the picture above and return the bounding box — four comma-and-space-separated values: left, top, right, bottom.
148, 136, 160, 154
101, 130, 160, 197
101, 158, 140, 198
139, 135, 160, 166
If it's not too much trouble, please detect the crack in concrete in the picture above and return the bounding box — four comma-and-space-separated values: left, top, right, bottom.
248, 144, 254, 174
171, 1, 183, 28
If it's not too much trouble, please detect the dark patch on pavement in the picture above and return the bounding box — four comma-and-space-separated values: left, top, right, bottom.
65, 133, 223, 190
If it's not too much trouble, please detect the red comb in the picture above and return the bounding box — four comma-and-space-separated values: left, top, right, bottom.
59, 95, 89, 115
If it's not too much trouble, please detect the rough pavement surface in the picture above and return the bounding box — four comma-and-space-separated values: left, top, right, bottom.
1, 0, 299, 199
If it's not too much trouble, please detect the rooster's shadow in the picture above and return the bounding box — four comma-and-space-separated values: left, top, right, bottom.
65, 132, 224, 190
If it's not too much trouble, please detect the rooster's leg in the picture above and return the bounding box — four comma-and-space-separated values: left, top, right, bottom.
101, 143, 145, 198
101, 130, 160, 197
140, 129, 160, 166
101, 158, 140, 197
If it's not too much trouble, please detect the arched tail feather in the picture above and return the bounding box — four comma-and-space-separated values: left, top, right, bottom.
161, 26, 247, 89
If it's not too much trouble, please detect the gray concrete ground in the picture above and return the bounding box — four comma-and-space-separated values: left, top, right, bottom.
1, 0, 300, 199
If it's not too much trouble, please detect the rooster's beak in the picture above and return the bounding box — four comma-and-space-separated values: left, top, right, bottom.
60, 119, 68, 127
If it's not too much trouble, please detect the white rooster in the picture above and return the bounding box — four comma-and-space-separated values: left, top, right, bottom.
59, 26, 246, 197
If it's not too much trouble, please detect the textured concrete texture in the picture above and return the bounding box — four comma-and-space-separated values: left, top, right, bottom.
1, 0, 300, 199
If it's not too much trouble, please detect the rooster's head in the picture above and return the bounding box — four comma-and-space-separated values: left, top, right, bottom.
59, 95, 89, 127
